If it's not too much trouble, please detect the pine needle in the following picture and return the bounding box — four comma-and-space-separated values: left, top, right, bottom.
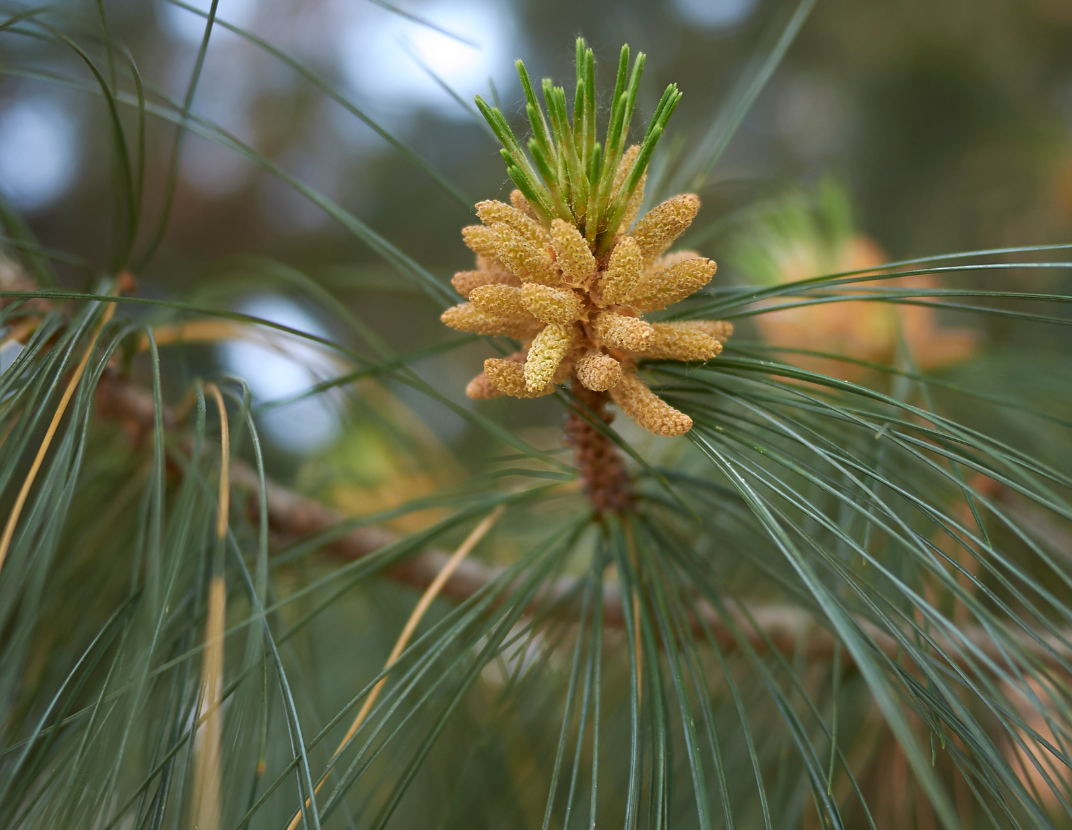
137, 320, 245, 351
192, 383, 229, 830
284, 505, 504, 830
0, 294, 116, 576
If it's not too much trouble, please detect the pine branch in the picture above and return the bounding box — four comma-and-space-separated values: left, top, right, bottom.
95, 373, 1072, 673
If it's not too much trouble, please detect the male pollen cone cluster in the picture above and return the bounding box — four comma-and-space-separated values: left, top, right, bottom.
441, 173, 731, 437
441, 40, 732, 437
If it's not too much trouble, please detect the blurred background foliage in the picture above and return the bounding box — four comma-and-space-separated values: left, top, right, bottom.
3, 0, 1071, 470
2, 1, 1072, 828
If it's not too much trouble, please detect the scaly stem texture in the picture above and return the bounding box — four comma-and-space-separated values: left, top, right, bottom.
564, 387, 632, 513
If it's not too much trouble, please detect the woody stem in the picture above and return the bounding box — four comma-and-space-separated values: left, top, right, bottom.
564, 386, 633, 513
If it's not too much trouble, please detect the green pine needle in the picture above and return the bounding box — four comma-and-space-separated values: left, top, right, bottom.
474, 39, 681, 254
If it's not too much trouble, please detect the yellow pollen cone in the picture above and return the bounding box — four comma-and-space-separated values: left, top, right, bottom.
550, 219, 597, 285
609, 372, 693, 437
598, 236, 643, 305
466, 373, 503, 399
631, 194, 700, 264
493, 225, 560, 285
574, 351, 622, 391
593, 311, 654, 351
677, 319, 733, 343
468, 351, 526, 399
476, 200, 548, 247
440, 304, 539, 339
462, 225, 501, 261
452, 269, 521, 298
510, 189, 536, 219
631, 256, 716, 313
614, 146, 647, 231
524, 323, 574, 389
469, 284, 532, 320
641, 323, 722, 362
521, 284, 585, 324
485, 358, 555, 398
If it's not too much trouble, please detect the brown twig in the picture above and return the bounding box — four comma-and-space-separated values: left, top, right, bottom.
94, 375, 1072, 673
564, 386, 632, 513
